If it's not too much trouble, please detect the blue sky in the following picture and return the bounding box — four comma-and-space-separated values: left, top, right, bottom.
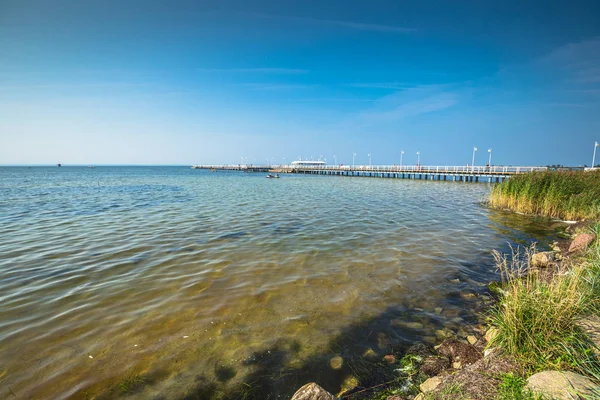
1, 0, 599, 166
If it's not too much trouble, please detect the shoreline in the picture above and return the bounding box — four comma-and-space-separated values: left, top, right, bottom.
290, 219, 600, 400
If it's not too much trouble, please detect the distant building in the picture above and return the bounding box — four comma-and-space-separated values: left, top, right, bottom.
291, 160, 326, 167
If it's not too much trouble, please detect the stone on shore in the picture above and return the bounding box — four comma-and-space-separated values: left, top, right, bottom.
419, 376, 442, 393
526, 371, 598, 400
467, 335, 477, 345
485, 327, 498, 343
568, 233, 596, 253
531, 251, 555, 267
290, 383, 336, 400
579, 314, 600, 355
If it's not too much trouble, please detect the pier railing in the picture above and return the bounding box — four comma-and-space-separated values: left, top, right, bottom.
192, 164, 547, 174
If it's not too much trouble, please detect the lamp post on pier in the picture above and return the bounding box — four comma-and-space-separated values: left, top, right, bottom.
352, 153, 356, 167
333, 155, 337, 165
368, 153, 371, 166
400, 150, 404, 169
593, 141, 599, 168
416, 151, 420, 167
472, 147, 478, 171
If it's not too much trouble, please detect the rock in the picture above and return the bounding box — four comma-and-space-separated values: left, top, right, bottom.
435, 329, 453, 339
531, 251, 555, 267
434, 307, 443, 314
362, 348, 377, 358
420, 376, 442, 393
579, 315, 600, 355
290, 383, 336, 400
385, 396, 406, 400
485, 327, 498, 343
484, 348, 497, 358
393, 320, 424, 330
419, 355, 450, 376
337, 375, 359, 397
452, 361, 462, 369
436, 339, 482, 367
526, 371, 598, 400
467, 335, 477, 345
329, 356, 343, 370
414, 394, 425, 400
461, 292, 476, 300
568, 233, 596, 253
383, 354, 397, 364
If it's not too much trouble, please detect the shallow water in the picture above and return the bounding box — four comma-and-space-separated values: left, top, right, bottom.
0, 167, 557, 399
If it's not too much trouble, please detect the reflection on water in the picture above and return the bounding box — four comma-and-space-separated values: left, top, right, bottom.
0, 167, 558, 399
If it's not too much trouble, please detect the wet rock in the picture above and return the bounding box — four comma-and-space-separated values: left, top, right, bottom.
568, 233, 596, 253
362, 348, 377, 359
419, 355, 450, 376
467, 335, 477, 345
435, 329, 453, 340
392, 320, 424, 330
405, 343, 433, 358
461, 292, 476, 300
436, 339, 482, 368
329, 356, 343, 370
531, 251, 555, 267
434, 307, 443, 314
337, 375, 359, 397
420, 376, 442, 393
526, 371, 598, 400
377, 332, 389, 349
383, 354, 397, 364
290, 383, 335, 400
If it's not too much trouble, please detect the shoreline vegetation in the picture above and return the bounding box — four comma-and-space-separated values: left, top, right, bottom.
291, 171, 600, 400
489, 170, 600, 221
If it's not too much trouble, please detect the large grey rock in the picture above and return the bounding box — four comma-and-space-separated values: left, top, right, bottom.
579, 314, 600, 354
290, 383, 336, 400
568, 233, 596, 253
526, 371, 598, 399
531, 251, 555, 267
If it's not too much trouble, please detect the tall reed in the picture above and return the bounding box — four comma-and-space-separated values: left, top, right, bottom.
489, 170, 600, 220
488, 231, 600, 380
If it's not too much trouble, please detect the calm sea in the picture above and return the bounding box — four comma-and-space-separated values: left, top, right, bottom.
0, 166, 557, 399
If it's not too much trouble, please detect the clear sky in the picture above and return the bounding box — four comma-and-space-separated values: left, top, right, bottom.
1, 0, 599, 166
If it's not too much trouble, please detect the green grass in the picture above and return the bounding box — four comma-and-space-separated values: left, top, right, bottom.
496, 373, 540, 400
489, 170, 600, 220
488, 225, 600, 382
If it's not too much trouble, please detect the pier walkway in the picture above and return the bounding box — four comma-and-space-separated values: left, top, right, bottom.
191, 165, 547, 182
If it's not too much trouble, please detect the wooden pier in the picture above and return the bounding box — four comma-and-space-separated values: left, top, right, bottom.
191, 165, 547, 182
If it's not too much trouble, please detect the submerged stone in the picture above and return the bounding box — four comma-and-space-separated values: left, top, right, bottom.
329, 356, 343, 370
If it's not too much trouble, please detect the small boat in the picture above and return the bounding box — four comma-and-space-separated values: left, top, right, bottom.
266, 174, 280, 179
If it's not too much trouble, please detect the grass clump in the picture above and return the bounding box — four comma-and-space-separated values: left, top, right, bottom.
489, 170, 600, 220
488, 228, 600, 381
496, 373, 540, 400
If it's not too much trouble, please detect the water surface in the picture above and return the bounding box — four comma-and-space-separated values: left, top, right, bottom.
0, 167, 557, 399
